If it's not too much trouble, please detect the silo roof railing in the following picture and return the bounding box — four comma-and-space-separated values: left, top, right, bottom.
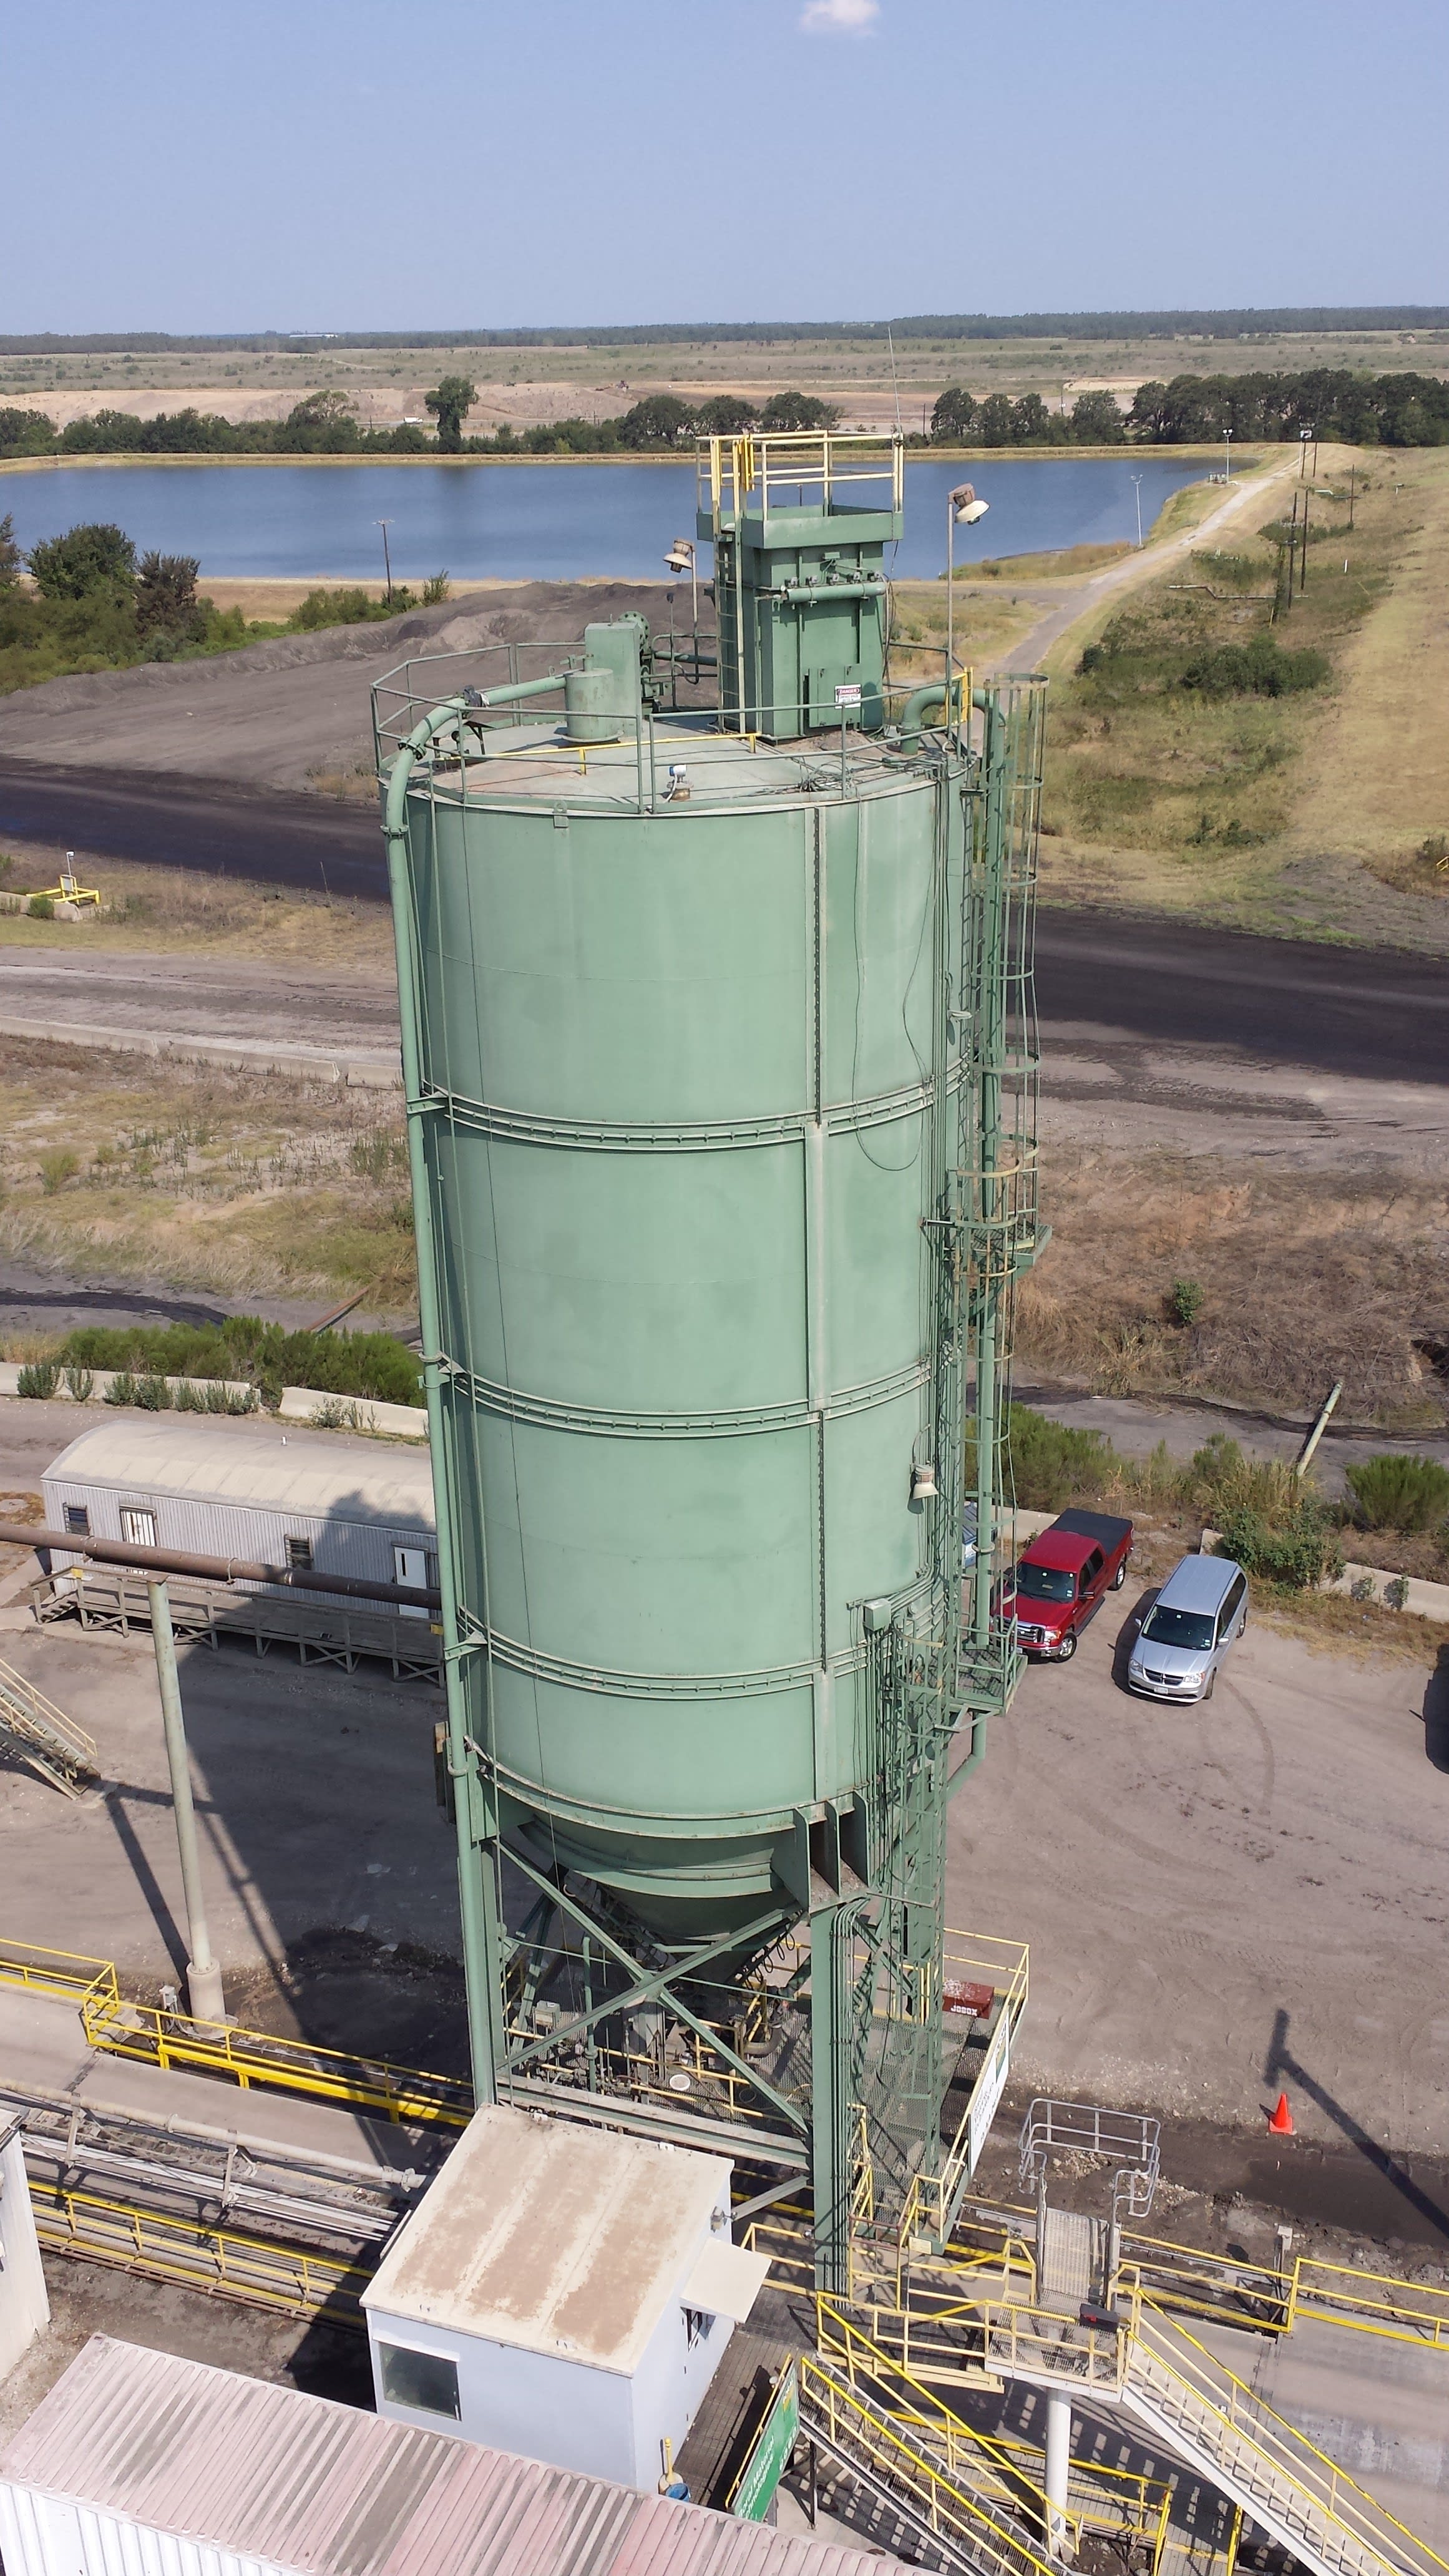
697, 428, 905, 530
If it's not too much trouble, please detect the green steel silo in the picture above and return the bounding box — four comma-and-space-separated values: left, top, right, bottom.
378, 433, 1043, 2280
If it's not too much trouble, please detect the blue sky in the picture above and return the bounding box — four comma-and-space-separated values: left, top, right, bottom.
5, 0, 1445, 332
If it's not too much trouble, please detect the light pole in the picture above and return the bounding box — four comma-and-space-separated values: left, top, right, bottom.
1299, 429, 1312, 481
1224, 428, 1232, 483
946, 483, 989, 729
377, 519, 394, 605
1131, 471, 1144, 549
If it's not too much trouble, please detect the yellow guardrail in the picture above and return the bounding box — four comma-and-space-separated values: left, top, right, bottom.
799, 2347, 1058, 2576
79, 1990, 474, 2128
29, 2178, 366, 2323
1289, 2257, 1449, 2352
1131, 2303, 1449, 2576
0, 1939, 119, 2009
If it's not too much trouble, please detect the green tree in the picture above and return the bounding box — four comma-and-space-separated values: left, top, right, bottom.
135, 552, 204, 638
932, 388, 977, 442
0, 513, 21, 586
695, 396, 759, 435
975, 393, 1015, 446
27, 522, 137, 600
618, 393, 697, 447
424, 375, 478, 451
0, 406, 56, 454
759, 389, 841, 432
1011, 393, 1051, 442
1070, 389, 1126, 444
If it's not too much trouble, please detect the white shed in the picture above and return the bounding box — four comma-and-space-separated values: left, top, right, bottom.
41, 1416, 437, 1603
363, 2104, 770, 2491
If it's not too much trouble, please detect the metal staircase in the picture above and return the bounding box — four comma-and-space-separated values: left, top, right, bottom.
798, 2350, 1060, 2576
1117, 2303, 1448, 2576
832, 2276, 1447, 2576
0, 1656, 99, 1798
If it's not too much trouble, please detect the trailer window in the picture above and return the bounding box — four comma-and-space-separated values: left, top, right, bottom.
64, 1505, 90, 1537
378, 2342, 460, 2420
120, 1508, 157, 1549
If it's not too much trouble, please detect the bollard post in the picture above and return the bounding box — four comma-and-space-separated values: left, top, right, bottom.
1045, 2390, 1071, 2557
147, 1579, 226, 2022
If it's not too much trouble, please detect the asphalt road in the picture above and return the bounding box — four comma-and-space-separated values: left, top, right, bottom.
4, 761, 1448, 1085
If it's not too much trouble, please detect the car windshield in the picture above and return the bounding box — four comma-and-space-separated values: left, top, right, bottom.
1139, 1604, 1216, 1652
1015, 1563, 1074, 1603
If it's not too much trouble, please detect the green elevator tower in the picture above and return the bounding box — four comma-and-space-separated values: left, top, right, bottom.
376, 433, 1044, 2284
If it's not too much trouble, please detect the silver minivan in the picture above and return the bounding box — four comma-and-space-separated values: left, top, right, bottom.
1126, 1553, 1248, 1702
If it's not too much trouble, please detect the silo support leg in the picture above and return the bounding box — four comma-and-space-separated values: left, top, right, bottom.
810, 1903, 854, 2294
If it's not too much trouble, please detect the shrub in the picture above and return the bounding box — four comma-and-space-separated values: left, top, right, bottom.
134, 1372, 170, 1410
37, 1149, 78, 1192
58, 1316, 421, 1407
1415, 832, 1448, 869
16, 1360, 59, 1398
1218, 1501, 1341, 1591
965, 1405, 1116, 1511
1179, 635, 1329, 698
27, 894, 54, 920
1344, 1452, 1449, 1533
1168, 1278, 1205, 1327
103, 1371, 138, 1407
64, 1363, 94, 1403
422, 572, 450, 605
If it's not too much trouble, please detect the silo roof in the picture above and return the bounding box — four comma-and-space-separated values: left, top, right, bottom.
363, 2103, 756, 2375
42, 1414, 434, 1530
1, 2335, 885, 2576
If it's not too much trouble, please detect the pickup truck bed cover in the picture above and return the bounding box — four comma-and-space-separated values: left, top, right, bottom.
1049, 1508, 1134, 1554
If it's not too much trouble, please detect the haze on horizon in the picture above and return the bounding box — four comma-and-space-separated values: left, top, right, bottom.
4, 0, 1444, 337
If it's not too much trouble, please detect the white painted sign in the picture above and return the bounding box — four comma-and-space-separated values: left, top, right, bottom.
834, 682, 862, 708
967, 2011, 1013, 2175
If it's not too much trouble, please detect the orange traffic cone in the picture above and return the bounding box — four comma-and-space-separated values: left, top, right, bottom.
1267, 2091, 1294, 2135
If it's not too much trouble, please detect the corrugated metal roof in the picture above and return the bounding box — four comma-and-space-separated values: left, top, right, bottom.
0, 2338, 890, 2576
363, 2105, 730, 2374
43, 1415, 434, 1530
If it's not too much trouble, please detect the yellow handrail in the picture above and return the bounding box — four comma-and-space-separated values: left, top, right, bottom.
0, 1938, 119, 2009
29, 2178, 365, 2323
799, 2349, 1057, 2576
79, 1990, 473, 2128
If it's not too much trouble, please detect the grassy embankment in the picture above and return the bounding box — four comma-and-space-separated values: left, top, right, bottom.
1037, 444, 1449, 943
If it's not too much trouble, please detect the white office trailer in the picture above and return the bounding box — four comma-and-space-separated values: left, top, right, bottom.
363, 2104, 770, 2489
0, 2119, 49, 2383
0, 2335, 886, 2576
42, 1417, 437, 1604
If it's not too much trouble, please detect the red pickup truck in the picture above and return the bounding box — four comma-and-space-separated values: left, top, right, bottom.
1003, 1509, 1133, 1661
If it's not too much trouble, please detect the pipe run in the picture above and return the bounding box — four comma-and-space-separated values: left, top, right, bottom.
0, 1523, 440, 1613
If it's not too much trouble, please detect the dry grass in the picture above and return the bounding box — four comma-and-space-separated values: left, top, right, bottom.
1018, 1145, 1449, 1429
0, 848, 396, 965
1035, 446, 1449, 945
0, 1037, 414, 1319
889, 580, 1043, 683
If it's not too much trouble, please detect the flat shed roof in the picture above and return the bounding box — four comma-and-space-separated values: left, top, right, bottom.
363, 2104, 750, 2376
1, 2337, 882, 2576
43, 1415, 434, 1530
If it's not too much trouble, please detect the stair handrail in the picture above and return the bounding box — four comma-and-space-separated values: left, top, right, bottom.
799, 2350, 1059, 2576
1132, 2303, 1449, 2576
0, 1657, 98, 1767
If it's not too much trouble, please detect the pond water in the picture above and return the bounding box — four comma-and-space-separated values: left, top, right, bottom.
1, 454, 1214, 584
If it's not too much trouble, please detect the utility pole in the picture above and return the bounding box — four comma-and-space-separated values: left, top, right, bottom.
1300, 484, 1310, 592
1347, 463, 1356, 530
147, 1581, 225, 2023
377, 519, 394, 605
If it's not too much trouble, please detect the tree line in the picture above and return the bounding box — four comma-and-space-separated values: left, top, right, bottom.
0, 380, 842, 462
931, 368, 1449, 448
